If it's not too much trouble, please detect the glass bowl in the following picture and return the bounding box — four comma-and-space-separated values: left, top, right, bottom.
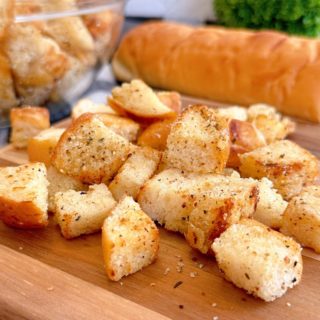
0, 0, 124, 122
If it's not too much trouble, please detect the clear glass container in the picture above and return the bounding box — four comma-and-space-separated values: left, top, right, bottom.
0, 0, 124, 141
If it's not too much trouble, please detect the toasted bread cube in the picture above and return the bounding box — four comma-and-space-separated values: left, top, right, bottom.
109, 79, 176, 119
185, 177, 258, 254
163, 105, 230, 174
239, 140, 319, 200
109, 147, 161, 201
96, 113, 140, 142
227, 119, 266, 168
217, 106, 248, 121
138, 169, 258, 241
212, 219, 303, 302
0, 163, 48, 228
71, 99, 117, 119
137, 119, 175, 151
47, 167, 87, 212
52, 113, 132, 184
157, 91, 182, 114
102, 196, 159, 281
281, 186, 320, 253
247, 104, 295, 144
10, 107, 50, 149
54, 184, 116, 239
254, 178, 288, 229
28, 128, 64, 166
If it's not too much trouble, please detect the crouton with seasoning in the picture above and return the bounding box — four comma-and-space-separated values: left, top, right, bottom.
247, 104, 295, 144
137, 119, 175, 151
281, 185, 320, 253
109, 147, 161, 201
54, 184, 116, 239
71, 98, 117, 119
109, 79, 176, 119
227, 119, 266, 168
239, 140, 319, 200
157, 91, 182, 114
28, 128, 65, 166
185, 177, 258, 254
253, 178, 288, 229
96, 113, 140, 142
102, 196, 159, 281
163, 105, 230, 174
0, 163, 48, 228
47, 166, 87, 213
212, 218, 303, 302
52, 113, 132, 184
10, 107, 50, 149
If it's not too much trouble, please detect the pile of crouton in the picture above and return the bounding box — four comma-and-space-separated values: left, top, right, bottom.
2, 79, 320, 302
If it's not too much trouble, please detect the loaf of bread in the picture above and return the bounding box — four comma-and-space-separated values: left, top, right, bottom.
112, 21, 320, 122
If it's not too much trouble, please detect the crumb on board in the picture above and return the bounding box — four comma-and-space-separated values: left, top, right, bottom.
197, 263, 205, 269
47, 286, 54, 291
213, 316, 219, 320
120, 282, 124, 286
173, 280, 183, 289
164, 267, 170, 275
179, 304, 184, 309
18, 246, 23, 251
212, 303, 217, 307
286, 302, 292, 307
150, 282, 156, 287
190, 271, 198, 278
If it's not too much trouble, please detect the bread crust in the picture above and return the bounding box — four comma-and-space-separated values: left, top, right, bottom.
113, 21, 320, 122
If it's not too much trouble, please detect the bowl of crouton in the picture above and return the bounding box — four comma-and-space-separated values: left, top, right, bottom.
0, 0, 124, 118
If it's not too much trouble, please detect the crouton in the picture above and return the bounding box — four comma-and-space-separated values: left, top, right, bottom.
102, 196, 159, 281
217, 106, 248, 121
109, 147, 161, 201
281, 185, 320, 253
247, 104, 296, 144
52, 113, 132, 184
71, 99, 117, 119
157, 91, 182, 114
239, 140, 319, 200
185, 176, 258, 254
28, 128, 64, 166
109, 79, 176, 119
10, 107, 50, 149
97, 113, 140, 142
253, 178, 288, 229
54, 184, 116, 239
0, 163, 48, 228
227, 119, 266, 168
47, 167, 86, 212
138, 169, 258, 241
212, 218, 303, 301
163, 105, 230, 174
137, 119, 175, 151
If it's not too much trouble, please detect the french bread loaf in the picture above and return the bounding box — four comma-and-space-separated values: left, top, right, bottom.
112, 21, 320, 122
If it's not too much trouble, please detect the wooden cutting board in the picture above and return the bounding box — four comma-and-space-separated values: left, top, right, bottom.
0, 98, 320, 320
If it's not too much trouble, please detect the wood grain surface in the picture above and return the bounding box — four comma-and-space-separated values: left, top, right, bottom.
0, 101, 320, 320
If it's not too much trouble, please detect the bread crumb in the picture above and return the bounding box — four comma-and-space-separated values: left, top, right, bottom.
164, 267, 170, 275
286, 302, 291, 307
18, 246, 23, 251
213, 316, 219, 320
197, 263, 204, 269
212, 303, 217, 307
176, 261, 184, 273
120, 282, 124, 286
150, 282, 156, 287
47, 286, 54, 291
190, 272, 198, 278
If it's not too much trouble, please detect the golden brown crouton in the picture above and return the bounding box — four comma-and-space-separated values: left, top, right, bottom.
102, 196, 159, 281
28, 128, 65, 166
52, 113, 132, 184
163, 105, 230, 174
157, 91, 182, 114
0, 163, 48, 228
227, 119, 266, 168
212, 219, 303, 302
71, 99, 117, 119
54, 184, 116, 239
281, 185, 320, 253
10, 107, 50, 149
137, 119, 175, 151
109, 79, 176, 119
109, 147, 161, 201
239, 140, 319, 200
247, 104, 295, 144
